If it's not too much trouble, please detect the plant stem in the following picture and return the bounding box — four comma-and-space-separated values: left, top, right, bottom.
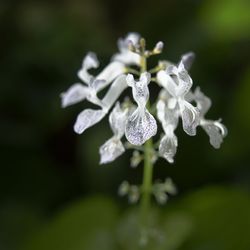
139, 42, 154, 242
141, 138, 153, 222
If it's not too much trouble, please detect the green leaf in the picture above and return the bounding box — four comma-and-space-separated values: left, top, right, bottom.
200, 0, 250, 41
175, 186, 250, 250
22, 197, 118, 250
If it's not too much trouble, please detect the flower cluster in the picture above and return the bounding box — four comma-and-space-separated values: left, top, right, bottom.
61, 33, 227, 165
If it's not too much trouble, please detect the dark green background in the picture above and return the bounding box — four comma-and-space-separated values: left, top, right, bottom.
0, 0, 250, 249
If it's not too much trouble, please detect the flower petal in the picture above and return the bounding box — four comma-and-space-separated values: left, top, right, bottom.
180, 52, 195, 71
128, 72, 150, 107
159, 134, 178, 164
156, 101, 179, 141
180, 100, 200, 136
74, 109, 106, 134
201, 120, 227, 149
102, 75, 127, 110
99, 137, 125, 164
60, 83, 89, 108
77, 52, 99, 84
95, 61, 125, 91
125, 109, 157, 145
109, 102, 128, 138
112, 33, 141, 65
193, 87, 212, 117
157, 70, 177, 97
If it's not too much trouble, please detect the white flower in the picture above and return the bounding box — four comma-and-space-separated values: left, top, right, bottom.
125, 72, 157, 145
157, 90, 179, 163
157, 54, 200, 136
61, 52, 125, 108
74, 74, 127, 134
99, 102, 128, 164
192, 87, 227, 148
112, 33, 141, 65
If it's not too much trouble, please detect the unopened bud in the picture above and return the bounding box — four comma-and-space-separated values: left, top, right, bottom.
153, 41, 164, 54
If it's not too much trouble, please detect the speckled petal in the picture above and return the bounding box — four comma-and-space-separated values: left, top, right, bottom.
99, 137, 125, 164
125, 109, 157, 145
74, 109, 106, 134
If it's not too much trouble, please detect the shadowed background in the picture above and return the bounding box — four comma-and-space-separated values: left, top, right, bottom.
0, 0, 250, 250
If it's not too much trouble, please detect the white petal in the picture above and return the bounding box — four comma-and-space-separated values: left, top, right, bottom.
180, 52, 195, 71
60, 83, 89, 108
102, 75, 127, 110
126, 74, 135, 87
95, 62, 125, 91
112, 33, 141, 65
109, 102, 128, 138
125, 108, 157, 145
193, 87, 212, 117
164, 63, 193, 97
74, 109, 106, 134
99, 137, 125, 164
112, 51, 140, 65
201, 120, 227, 149
180, 100, 200, 136
83, 52, 99, 69
159, 134, 178, 164
157, 70, 177, 97
77, 52, 99, 84
156, 99, 179, 131
140, 72, 151, 85
129, 73, 150, 107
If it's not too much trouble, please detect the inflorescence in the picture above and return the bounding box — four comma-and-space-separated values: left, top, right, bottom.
61, 33, 227, 204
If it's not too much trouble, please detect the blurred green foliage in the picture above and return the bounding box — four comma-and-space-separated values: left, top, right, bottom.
0, 0, 249, 249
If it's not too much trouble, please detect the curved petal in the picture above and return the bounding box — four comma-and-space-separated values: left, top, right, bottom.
102, 75, 127, 110
193, 87, 212, 117
60, 83, 89, 108
128, 72, 150, 107
99, 137, 125, 164
180, 100, 200, 136
74, 109, 106, 134
157, 70, 177, 97
77, 52, 99, 84
125, 108, 157, 145
201, 120, 227, 149
156, 99, 179, 130
159, 134, 178, 164
179, 52, 195, 71
95, 61, 125, 91
109, 102, 128, 138
112, 33, 141, 65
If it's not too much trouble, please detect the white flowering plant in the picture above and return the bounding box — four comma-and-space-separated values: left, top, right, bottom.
61, 33, 227, 245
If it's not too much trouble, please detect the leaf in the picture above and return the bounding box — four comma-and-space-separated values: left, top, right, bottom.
22, 197, 118, 250
200, 0, 250, 41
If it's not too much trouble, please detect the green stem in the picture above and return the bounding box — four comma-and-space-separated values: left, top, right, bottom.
139, 45, 154, 243
141, 139, 153, 221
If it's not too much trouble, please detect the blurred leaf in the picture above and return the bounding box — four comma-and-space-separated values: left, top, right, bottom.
223, 68, 250, 159
117, 208, 193, 250
200, 0, 250, 40
174, 186, 250, 250
22, 196, 118, 250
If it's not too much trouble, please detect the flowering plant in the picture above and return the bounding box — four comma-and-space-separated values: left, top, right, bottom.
61, 33, 227, 244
